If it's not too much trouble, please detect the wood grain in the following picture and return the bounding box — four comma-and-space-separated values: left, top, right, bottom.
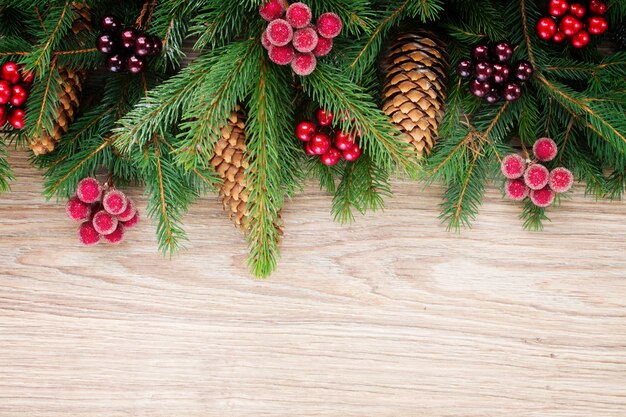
0, 150, 625, 417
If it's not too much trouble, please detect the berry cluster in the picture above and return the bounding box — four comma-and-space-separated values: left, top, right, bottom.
457, 42, 533, 104
0, 61, 33, 130
96, 16, 162, 74
66, 177, 140, 246
536, 0, 609, 48
501, 138, 574, 208
260, 0, 342, 76
296, 109, 362, 166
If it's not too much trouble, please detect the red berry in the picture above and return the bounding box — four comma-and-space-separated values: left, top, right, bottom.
76, 177, 102, 204
320, 147, 342, 166
503, 82, 522, 101
501, 154, 526, 179
530, 187, 555, 208
0, 80, 12, 105
120, 28, 137, 50
117, 199, 137, 222
537, 17, 558, 40
259, 0, 285, 22
313, 36, 333, 57
505, 179, 529, 201
21, 68, 34, 85
78, 222, 101, 246
103, 224, 125, 244
493, 41, 513, 63
472, 44, 490, 61
122, 212, 139, 229
92, 210, 118, 235
549, 167, 574, 193
266, 19, 293, 46
295, 120, 317, 141
492, 63, 511, 83
549, 0, 570, 17
342, 143, 362, 162
261, 30, 272, 49
0, 106, 6, 126
571, 30, 590, 48
334, 130, 355, 150
589, 0, 607, 15
587, 16, 608, 36
559, 15, 583, 37
66, 197, 92, 222
304, 141, 316, 156
309, 132, 331, 155
552, 31, 567, 43
514, 61, 534, 82
291, 52, 317, 76
102, 189, 128, 215
293, 27, 319, 53
569, 3, 586, 18
533, 137, 558, 161
97, 33, 116, 54
470, 79, 491, 98
316, 12, 343, 39
134, 35, 152, 57
456, 59, 473, 78
474, 60, 493, 81
1, 62, 20, 84
484, 88, 501, 104
316, 108, 333, 126
268, 44, 295, 65
286, 2, 312, 29
100, 15, 121, 32
107, 54, 126, 73
10, 84, 28, 107
524, 164, 550, 190
8, 108, 25, 129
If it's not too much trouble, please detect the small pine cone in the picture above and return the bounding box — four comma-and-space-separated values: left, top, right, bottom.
382, 31, 448, 157
71, 2, 94, 34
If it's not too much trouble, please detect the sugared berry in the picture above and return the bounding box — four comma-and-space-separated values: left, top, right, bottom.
78, 222, 101, 246
533, 137, 558, 162
262, 30, 272, 49
524, 164, 550, 190
321, 147, 342, 166
501, 154, 526, 179
313, 36, 333, 57
122, 213, 139, 229
103, 189, 128, 215
259, 0, 285, 22
549, 167, 574, 193
316, 12, 342, 38
66, 197, 92, 222
286, 2, 313, 29
92, 210, 118, 235
291, 52, 317, 76
530, 187, 555, 207
266, 19, 293, 47
76, 177, 102, 203
268, 44, 295, 65
505, 179, 529, 201
293, 27, 319, 53
103, 224, 125, 244
117, 199, 137, 222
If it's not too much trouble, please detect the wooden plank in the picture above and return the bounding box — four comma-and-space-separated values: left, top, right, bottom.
0, 150, 625, 417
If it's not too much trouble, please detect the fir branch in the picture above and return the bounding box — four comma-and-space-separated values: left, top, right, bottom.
519, 200, 548, 231
24, 61, 62, 139
0, 141, 13, 193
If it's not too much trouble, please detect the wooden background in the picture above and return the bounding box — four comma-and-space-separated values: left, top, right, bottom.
1, 150, 625, 416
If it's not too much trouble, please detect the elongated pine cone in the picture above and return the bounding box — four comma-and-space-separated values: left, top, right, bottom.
28, 3, 93, 155
382, 31, 448, 157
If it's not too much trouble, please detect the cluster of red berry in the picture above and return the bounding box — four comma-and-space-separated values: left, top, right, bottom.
66, 177, 139, 246
457, 42, 533, 104
0, 62, 33, 130
260, 0, 342, 76
536, 0, 609, 48
96, 16, 162, 74
296, 109, 362, 166
501, 138, 574, 208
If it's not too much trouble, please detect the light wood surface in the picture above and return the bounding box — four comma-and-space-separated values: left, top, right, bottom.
1, 150, 625, 417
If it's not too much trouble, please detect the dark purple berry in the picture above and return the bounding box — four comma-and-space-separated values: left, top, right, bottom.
474, 60, 493, 81
101, 16, 122, 33
120, 28, 137, 50
492, 62, 510, 84
127, 55, 145, 74
484, 88, 501, 104
472, 44, 490, 61
456, 59, 473, 78
514, 61, 534, 82
107, 54, 125, 73
96, 33, 115, 54
134, 35, 151, 57
503, 82, 522, 101
150, 36, 163, 56
470, 79, 491, 98
493, 41, 514, 63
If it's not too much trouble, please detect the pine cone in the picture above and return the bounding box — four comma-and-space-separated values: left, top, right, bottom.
382, 31, 448, 157
28, 3, 93, 155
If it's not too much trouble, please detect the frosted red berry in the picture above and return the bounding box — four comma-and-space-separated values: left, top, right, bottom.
266, 19, 293, 46
76, 177, 102, 203
92, 210, 119, 235
291, 52, 317, 76
533, 137, 558, 161
316, 12, 342, 39
117, 199, 137, 222
268, 44, 295, 65
259, 0, 285, 22
320, 147, 342, 166
66, 197, 92, 222
342, 143, 362, 162
309, 132, 332, 155
549, 167, 574, 193
316, 108, 333, 126
524, 163, 550, 190
286, 2, 313, 29
501, 154, 526, 179
530, 187, 555, 208
102, 189, 128, 215
313, 36, 333, 57
505, 179, 530, 201
78, 222, 101, 246
103, 224, 125, 244
122, 212, 140, 229
293, 27, 319, 53
262, 30, 272, 49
